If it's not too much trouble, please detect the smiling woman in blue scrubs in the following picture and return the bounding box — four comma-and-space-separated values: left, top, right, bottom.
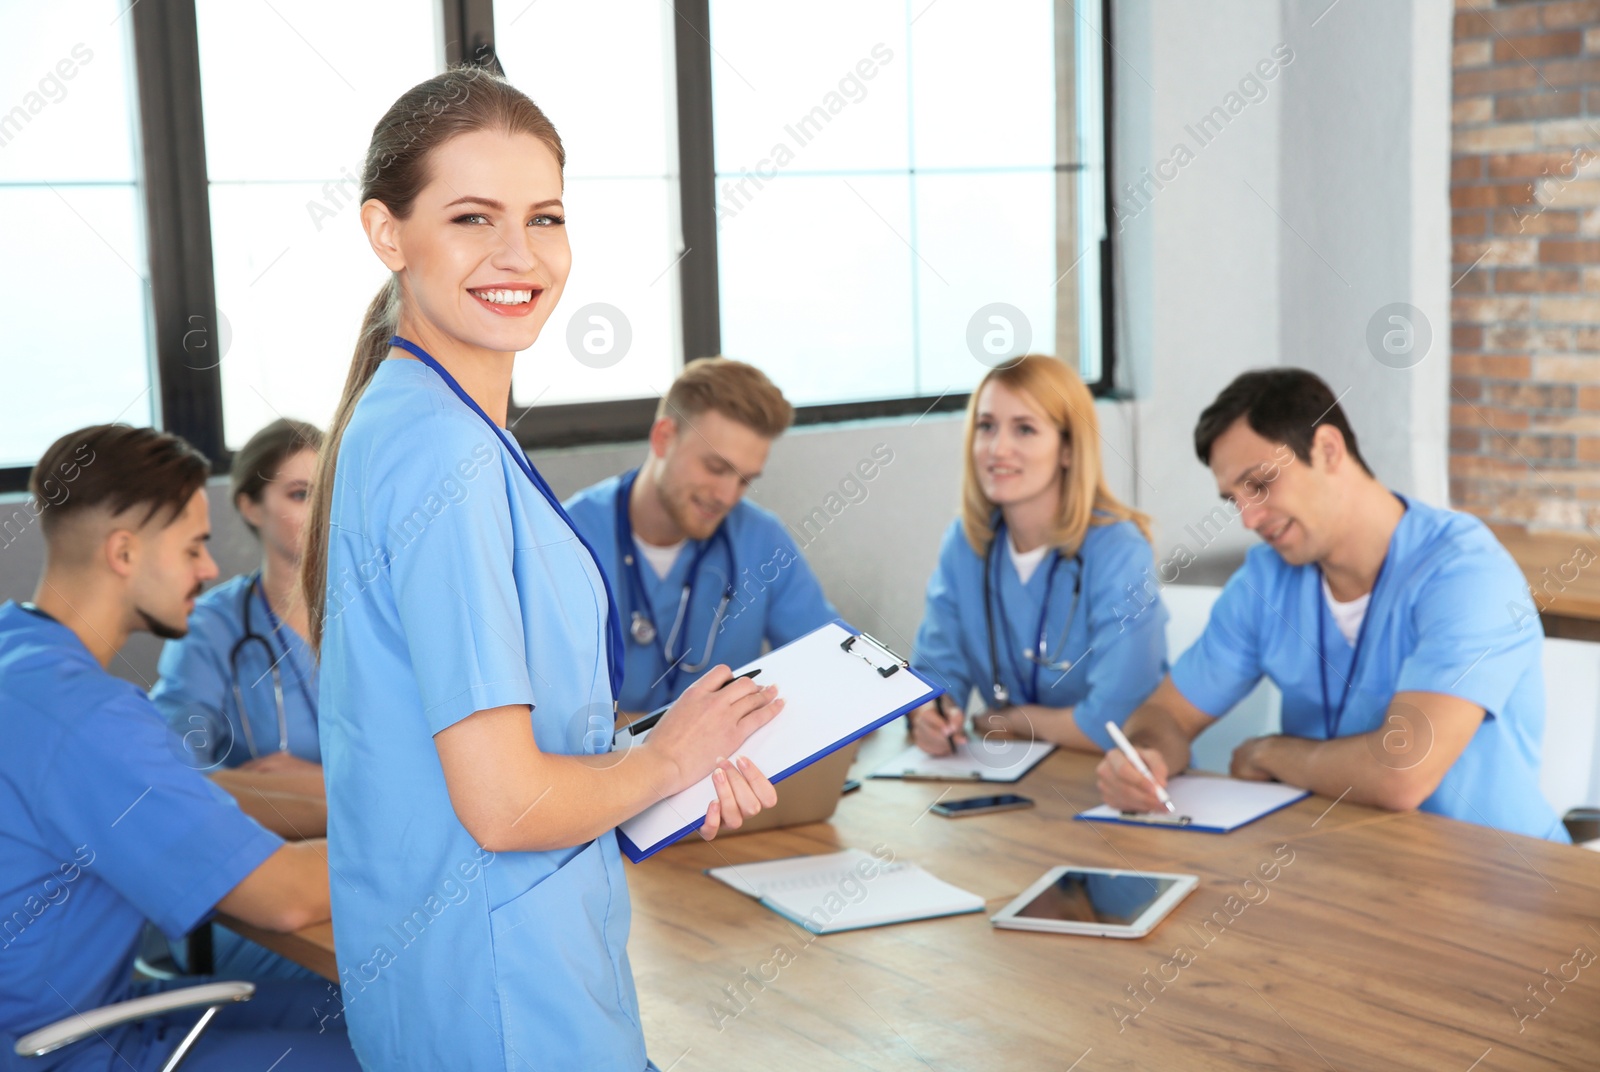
301, 67, 782, 1072
909, 356, 1168, 755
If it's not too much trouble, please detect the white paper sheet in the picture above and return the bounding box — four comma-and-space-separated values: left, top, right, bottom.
1076, 775, 1309, 832
618, 623, 938, 860
870, 739, 1057, 783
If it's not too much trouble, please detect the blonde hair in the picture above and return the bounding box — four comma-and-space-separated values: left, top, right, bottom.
960, 356, 1152, 555
657, 357, 794, 439
302, 66, 565, 653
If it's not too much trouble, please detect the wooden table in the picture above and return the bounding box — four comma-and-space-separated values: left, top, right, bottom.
1489, 525, 1600, 640
226, 731, 1600, 1070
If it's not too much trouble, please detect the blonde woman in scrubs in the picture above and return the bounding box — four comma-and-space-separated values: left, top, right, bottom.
301, 66, 781, 1072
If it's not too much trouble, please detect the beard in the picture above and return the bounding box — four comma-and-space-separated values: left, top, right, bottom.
135, 605, 189, 640
662, 485, 724, 542
134, 593, 194, 640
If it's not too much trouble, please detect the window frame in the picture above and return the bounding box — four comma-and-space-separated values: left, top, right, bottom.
0, 0, 1114, 490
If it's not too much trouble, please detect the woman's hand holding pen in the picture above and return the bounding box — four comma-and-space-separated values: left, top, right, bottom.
909, 695, 967, 757
646, 664, 782, 835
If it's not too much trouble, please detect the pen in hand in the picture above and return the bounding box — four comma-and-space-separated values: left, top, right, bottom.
1105, 721, 1177, 815
629, 669, 764, 737
936, 697, 967, 746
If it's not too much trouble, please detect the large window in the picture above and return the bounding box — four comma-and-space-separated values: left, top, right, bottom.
196, 0, 441, 447
710, 1, 1103, 406
0, 0, 1111, 490
1, 2, 152, 469
493, 0, 682, 409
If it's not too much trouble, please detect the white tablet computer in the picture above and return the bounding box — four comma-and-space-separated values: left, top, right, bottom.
990, 866, 1198, 938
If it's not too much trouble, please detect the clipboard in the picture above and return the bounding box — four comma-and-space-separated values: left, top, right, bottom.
869, 739, 1056, 783
616, 620, 942, 862
1074, 775, 1309, 834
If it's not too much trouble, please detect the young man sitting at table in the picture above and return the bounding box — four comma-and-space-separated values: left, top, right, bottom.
0, 424, 357, 1070
1096, 369, 1568, 842
564, 357, 838, 721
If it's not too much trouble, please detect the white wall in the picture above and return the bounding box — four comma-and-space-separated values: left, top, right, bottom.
1107, 0, 1451, 580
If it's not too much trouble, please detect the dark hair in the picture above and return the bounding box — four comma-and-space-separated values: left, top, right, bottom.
31, 424, 210, 537
1193, 368, 1370, 475
231, 418, 325, 536
302, 65, 566, 652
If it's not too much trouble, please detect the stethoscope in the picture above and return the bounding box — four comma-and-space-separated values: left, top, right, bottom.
229, 570, 317, 759
391, 335, 625, 708
982, 520, 1084, 708
614, 467, 736, 697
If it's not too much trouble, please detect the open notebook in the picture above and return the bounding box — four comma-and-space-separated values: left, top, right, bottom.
871, 739, 1056, 783
706, 849, 985, 934
1075, 775, 1309, 833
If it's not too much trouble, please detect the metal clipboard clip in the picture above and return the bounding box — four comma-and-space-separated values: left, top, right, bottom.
840, 630, 907, 678
1119, 811, 1193, 826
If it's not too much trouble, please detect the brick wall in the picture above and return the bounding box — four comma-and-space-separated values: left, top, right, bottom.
1450, 0, 1600, 532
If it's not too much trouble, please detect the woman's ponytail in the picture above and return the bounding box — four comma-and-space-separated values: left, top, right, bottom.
301, 276, 398, 653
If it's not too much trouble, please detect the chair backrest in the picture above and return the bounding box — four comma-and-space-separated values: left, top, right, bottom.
1540, 636, 1600, 815
1161, 584, 1281, 775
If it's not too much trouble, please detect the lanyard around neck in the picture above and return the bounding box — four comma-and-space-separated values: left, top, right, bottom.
388, 335, 625, 702
1316, 555, 1388, 740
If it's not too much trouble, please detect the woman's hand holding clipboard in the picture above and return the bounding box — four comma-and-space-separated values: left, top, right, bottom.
641, 665, 782, 838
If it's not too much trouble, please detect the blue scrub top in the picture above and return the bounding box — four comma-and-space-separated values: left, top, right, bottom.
564, 473, 839, 712
1171, 495, 1567, 842
910, 518, 1170, 750
150, 572, 321, 768
319, 359, 646, 1072
0, 602, 283, 1072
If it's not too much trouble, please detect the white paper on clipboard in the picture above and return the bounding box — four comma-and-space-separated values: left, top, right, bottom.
616, 620, 939, 862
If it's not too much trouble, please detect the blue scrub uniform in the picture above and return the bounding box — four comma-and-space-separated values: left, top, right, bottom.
151, 573, 321, 769
0, 602, 356, 1072
564, 472, 838, 713
1171, 495, 1567, 841
910, 518, 1169, 750
148, 573, 321, 982
320, 359, 647, 1072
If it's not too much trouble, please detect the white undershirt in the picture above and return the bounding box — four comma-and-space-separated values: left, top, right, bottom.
1321, 575, 1371, 647
1007, 536, 1051, 585
634, 536, 685, 580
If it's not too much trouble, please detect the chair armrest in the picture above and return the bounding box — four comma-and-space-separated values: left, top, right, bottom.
14, 981, 254, 1058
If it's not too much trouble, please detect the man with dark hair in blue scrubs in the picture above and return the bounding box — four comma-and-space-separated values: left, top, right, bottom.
0, 424, 358, 1070
1096, 370, 1566, 841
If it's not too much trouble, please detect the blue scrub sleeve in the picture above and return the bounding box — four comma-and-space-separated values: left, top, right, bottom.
1394, 545, 1538, 719
41, 693, 282, 941
909, 525, 975, 706
150, 612, 233, 767
1071, 532, 1170, 750
379, 412, 537, 736
763, 526, 840, 647
1169, 559, 1269, 718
